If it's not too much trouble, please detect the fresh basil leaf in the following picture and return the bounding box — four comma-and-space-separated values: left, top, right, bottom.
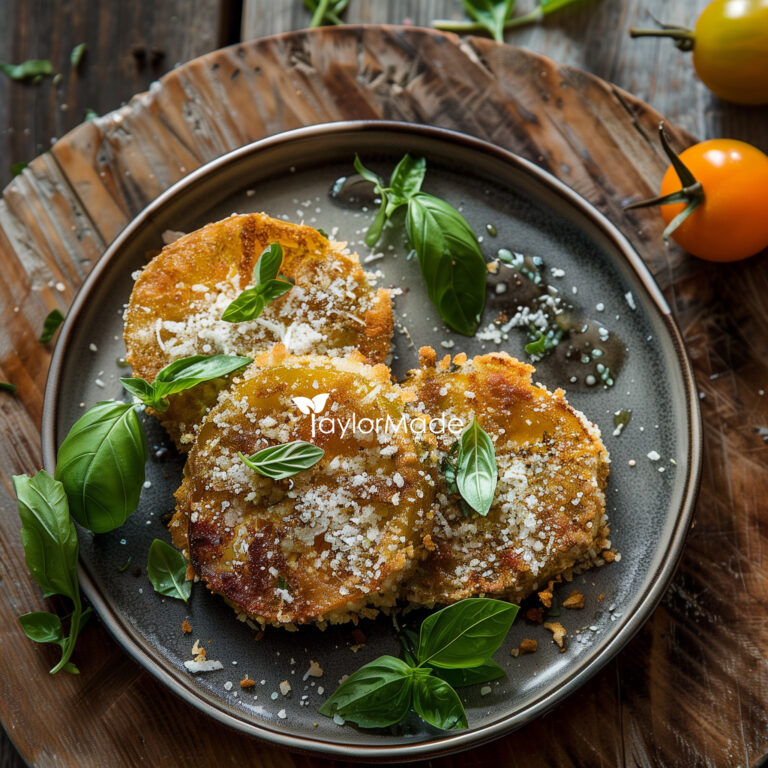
70, 43, 87, 69
13, 471, 79, 599
11, 161, 27, 176
0, 381, 17, 393
221, 288, 267, 323
84, 108, 98, 121
540, 0, 581, 12
412, 673, 468, 730
55, 401, 147, 533
239, 440, 324, 480
456, 417, 497, 516
318, 655, 414, 727
525, 327, 563, 360
304, 0, 350, 26
430, 659, 505, 687
121, 354, 252, 410
316, 227, 329, 239
147, 539, 191, 603
365, 195, 389, 248
462, 0, 516, 41
387, 154, 426, 212
353, 155, 383, 188
222, 245, 291, 322
406, 192, 486, 336
62, 662, 80, 675
417, 598, 519, 669
0, 59, 52, 81
19, 611, 65, 646
254, 243, 282, 286
257, 278, 293, 304
39, 308, 65, 343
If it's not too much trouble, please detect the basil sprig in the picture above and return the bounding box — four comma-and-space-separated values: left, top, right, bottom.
455, 417, 497, 516
55, 401, 147, 533
461, 0, 515, 41
14, 471, 90, 674
121, 354, 252, 412
39, 308, 65, 343
356, 155, 486, 336
239, 440, 324, 480
320, 598, 518, 730
147, 539, 191, 603
221, 243, 292, 323
305, 0, 350, 26
0, 59, 52, 81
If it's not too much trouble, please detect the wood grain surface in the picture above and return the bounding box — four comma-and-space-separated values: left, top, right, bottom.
0, 11, 767, 768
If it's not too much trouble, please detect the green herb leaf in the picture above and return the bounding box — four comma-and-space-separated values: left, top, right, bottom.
222, 244, 292, 322
318, 655, 414, 727
239, 440, 324, 480
117, 557, 133, 573
70, 43, 87, 69
55, 401, 147, 533
84, 108, 98, 121
412, 673, 468, 730
19, 611, 65, 646
147, 539, 191, 603
121, 354, 252, 411
456, 417, 497, 516
304, 0, 350, 26
417, 598, 518, 669
0, 381, 17, 393
461, 0, 516, 41
539, 0, 581, 13
39, 308, 65, 343
11, 161, 27, 176
0, 59, 53, 81
406, 192, 486, 336
386, 154, 426, 214
62, 661, 80, 674
354, 156, 390, 248
13, 471, 79, 600
429, 659, 505, 687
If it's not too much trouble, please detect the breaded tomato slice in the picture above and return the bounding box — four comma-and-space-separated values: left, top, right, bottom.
402, 347, 610, 606
171, 346, 434, 628
124, 213, 393, 450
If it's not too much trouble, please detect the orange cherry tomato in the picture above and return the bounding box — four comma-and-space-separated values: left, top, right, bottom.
659, 139, 768, 262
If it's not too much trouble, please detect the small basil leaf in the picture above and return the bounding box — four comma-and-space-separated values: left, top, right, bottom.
149, 354, 253, 407
55, 401, 147, 533
62, 662, 80, 675
406, 192, 486, 336
318, 655, 414, 728
540, 0, 581, 12
239, 440, 324, 480
257, 278, 293, 304
120, 376, 156, 405
0, 59, 53, 81
39, 308, 65, 344
353, 155, 383, 187
456, 417, 497, 516
388, 154, 426, 201
13, 471, 78, 599
11, 161, 27, 176
462, 0, 515, 41
70, 43, 87, 69
365, 191, 389, 248
221, 288, 267, 323
18, 611, 65, 646
147, 539, 191, 603
255, 243, 283, 287
417, 598, 518, 669
305, 0, 350, 26
412, 673, 468, 730
430, 659, 505, 687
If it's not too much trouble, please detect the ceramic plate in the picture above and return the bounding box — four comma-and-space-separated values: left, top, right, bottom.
42, 122, 701, 760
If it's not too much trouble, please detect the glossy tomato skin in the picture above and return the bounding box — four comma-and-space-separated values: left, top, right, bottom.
660, 139, 768, 262
693, 0, 768, 105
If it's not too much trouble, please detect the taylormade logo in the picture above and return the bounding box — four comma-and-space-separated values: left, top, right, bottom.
292, 394, 465, 438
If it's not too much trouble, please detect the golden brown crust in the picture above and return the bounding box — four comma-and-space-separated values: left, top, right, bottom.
124, 213, 393, 450
172, 350, 435, 627
402, 349, 610, 606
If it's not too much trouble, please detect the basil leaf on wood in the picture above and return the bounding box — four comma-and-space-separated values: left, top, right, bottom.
406, 192, 486, 336
222, 244, 292, 322
0, 59, 52, 81
239, 440, 324, 480
39, 308, 65, 343
417, 598, 519, 669
462, 0, 516, 41
70, 43, 87, 69
13, 470, 87, 674
147, 539, 191, 603
55, 401, 147, 533
11, 161, 27, 176
429, 659, 505, 687
121, 354, 252, 411
412, 673, 468, 730
456, 417, 497, 516
318, 655, 414, 728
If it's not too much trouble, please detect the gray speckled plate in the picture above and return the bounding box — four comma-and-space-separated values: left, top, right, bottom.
42, 122, 701, 761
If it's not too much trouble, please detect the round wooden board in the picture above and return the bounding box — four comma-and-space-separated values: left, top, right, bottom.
0, 25, 766, 768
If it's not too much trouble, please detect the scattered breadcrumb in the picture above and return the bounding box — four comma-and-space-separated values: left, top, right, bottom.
181, 620, 192, 634
279, 680, 292, 696
562, 589, 585, 610
254, 631, 264, 642
510, 648, 519, 658
519, 638, 538, 655
191, 639, 207, 662
525, 607, 544, 624
240, 675, 256, 689
538, 580, 555, 608
602, 549, 617, 563
303, 660, 323, 681
598, 593, 605, 601
544, 621, 567, 650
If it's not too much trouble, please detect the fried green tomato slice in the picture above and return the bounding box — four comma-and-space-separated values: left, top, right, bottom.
402, 347, 610, 606
123, 213, 393, 450
172, 347, 435, 627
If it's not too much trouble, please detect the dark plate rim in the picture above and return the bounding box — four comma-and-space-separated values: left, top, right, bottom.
42, 120, 702, 761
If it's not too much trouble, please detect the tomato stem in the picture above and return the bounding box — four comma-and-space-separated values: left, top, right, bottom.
623, 123, 704, 242
629, 26, 695, 52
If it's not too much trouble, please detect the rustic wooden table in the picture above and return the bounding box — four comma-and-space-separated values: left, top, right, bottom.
1, 2, 767, 767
